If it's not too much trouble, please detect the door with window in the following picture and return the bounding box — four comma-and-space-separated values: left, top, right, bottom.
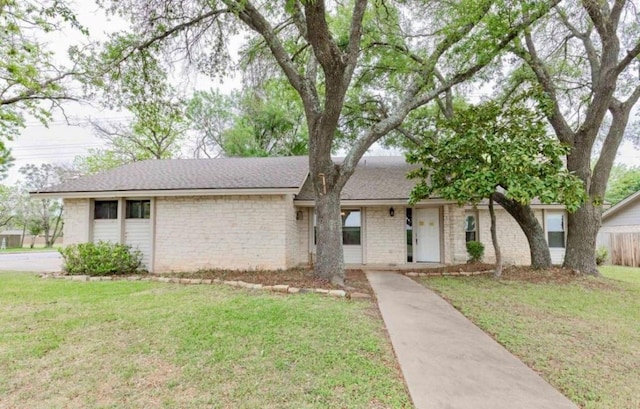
124, 199, 152, 270
414, 208, 441, 262
341, 209, 362, 264
546, 212, 566, 265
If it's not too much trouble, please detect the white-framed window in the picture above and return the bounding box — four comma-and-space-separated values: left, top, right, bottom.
465, 214, 477, 242
547, 213, 565, 248
313, 209, 362, 245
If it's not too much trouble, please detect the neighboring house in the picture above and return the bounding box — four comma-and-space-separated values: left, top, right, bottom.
0, 229, 23, 248
30, 156, 568, 272
597, 190, 640, 266
600, 190, 640, 234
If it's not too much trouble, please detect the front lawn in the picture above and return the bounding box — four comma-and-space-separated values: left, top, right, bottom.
418, 268, 640, 409
0, 273, 411, 409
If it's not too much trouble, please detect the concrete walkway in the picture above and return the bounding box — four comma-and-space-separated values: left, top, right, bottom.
367, 271, 578, 409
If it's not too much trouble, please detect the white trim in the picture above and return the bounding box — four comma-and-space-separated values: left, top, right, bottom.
294, 198, 455, 207
30, 187, 300, 199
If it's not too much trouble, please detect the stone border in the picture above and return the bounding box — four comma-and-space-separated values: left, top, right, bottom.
404, 270, 494, 277
40, 273, 372, 300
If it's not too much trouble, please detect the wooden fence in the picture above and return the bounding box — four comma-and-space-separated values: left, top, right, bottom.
599, 232, 640, 267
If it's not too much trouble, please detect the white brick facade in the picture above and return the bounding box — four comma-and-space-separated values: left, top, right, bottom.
364, 206, 406, 264
475, 208, 545, 265
62, 198, 90, 245
153, 195, 293, 272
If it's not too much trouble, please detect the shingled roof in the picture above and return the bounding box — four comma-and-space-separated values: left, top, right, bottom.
34, 156, 310, 194
34, 155, 423, 201
296, 156, 418, 201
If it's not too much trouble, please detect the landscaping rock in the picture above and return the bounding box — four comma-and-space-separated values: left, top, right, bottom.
89, 277, 102, 282
273, 284, 289, 292
71, 275, 89, 281
201, 279, 212, 284
179, 278, 191, 284
169, 277, 181, 284
127, 276, 141, 281
287, 287, 300, 294
315, 288, 329, 294
262, 285, 273, 291
406, 272, 419, 277
158, 277, 171, 283
213, 278, 223, 284
250, 284, 263, 290
101, 276, 113, 281
189, 279, 203, 285
328, 290, 346, 297
224, 280, 239, 287
350, 292, 371, 299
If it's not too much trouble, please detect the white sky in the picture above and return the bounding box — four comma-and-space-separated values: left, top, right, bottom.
4, 1, 640, 185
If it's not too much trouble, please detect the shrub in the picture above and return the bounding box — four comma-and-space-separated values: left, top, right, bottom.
595, 246, 609, 266
59, 241, 143, 276
466, 241, 485, 263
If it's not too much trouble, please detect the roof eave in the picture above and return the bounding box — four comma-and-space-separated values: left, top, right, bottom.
30, 187, 301, 199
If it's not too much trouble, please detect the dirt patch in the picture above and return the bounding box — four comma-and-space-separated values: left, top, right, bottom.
163, 268, 373, 295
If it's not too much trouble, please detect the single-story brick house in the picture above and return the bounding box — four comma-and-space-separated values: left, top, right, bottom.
31, 156, 568, 272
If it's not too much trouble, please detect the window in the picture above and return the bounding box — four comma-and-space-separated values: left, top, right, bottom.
94, 200, 118, 219
465, 214, 477, 242
126, 200, 151, 219
342, 209, 361, 245
313, 209, 362, 245
547, 213, 565, 248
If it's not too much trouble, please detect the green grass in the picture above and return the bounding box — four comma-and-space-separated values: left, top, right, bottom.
419, 271, 640, 409
0, 245, 60, 253
0, 273, 410, 409
599, 265, 640, 285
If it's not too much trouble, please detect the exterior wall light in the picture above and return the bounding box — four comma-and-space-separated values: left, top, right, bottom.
389, 207, 395, 217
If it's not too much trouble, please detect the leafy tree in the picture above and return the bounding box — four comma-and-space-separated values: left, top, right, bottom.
0, 184, 19, 229
187, 79, 308, 158
407, 101, 585, 274
19, 163, 70, 247
93, 0, 559, 285
605, 164, 640, 205
506, 0, 640, 274
0, 0, 86, 179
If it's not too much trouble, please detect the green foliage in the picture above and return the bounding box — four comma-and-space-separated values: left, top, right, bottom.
0, 0, 85, 173
605, 164, 640, 205
59, 241, 143, 276
187, 79, 308, 158
407, 100, 586, 210
595, 247, 609, 266
466, 241, 485, 263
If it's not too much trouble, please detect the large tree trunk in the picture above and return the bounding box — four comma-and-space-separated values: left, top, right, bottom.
489, 196, 502, 279
564, 200, 601, 275
492, 192, 551, 269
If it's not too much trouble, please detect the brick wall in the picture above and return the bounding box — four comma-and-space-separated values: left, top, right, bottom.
476, 208, 544, 265
62, 198, 90, 245
364, 206, 406, 264
153, 195, 292, 272
444, 205, 467, 264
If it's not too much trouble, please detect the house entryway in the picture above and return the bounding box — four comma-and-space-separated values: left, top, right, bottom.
413, 208, 441, 263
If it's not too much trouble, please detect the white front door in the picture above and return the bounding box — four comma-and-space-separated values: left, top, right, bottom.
415, 208, 440, 262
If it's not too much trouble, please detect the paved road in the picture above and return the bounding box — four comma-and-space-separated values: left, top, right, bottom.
367, 271, 578, 409
0, 251, 62, 272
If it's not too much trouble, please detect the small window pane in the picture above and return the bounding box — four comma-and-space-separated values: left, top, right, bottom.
126, 200, 150, 219
548, 232, 565, 248
94, 201, 118, 219
547, 214, 564, 232
466, 231, 476, 242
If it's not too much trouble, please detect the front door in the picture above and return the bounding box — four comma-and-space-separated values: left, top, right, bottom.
415, 208, 440, 262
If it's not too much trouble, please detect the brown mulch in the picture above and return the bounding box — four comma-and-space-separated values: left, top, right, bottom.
164, 268, 373, 295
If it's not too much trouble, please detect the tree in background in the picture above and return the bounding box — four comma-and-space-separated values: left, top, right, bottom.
0, 184, 19, 230
188, 79, 307, 158
18, 163, 70, 247
91, 0, 559, 285
0, 0, 86, 179
408, 101, 585, 274
506, 0, 640, 274
605, 164, 640, 205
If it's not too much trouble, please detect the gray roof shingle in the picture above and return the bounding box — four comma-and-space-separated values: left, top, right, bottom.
296, 156, 417, 201
35, 156, 310, 193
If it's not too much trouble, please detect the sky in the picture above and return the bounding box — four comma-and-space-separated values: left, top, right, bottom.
4, 1, 640, 185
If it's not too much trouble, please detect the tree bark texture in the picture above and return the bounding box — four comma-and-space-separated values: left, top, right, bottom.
564, 200, 601, 276
489, 196, 502, 279
492, 192, 552, 269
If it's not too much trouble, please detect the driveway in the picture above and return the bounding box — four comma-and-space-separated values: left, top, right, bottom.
0, 251, 62, 273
